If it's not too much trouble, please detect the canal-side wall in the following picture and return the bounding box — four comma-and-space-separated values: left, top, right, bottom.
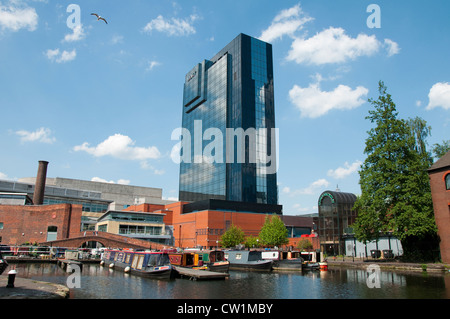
328, 258, 450, 273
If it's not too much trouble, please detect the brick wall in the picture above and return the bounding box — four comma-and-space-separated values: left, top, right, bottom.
0, 204, 82, 245
429, 169, 450, 264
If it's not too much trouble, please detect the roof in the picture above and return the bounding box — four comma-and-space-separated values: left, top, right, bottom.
97, 210, 166, 222
281, 215, 314, 227
318, 190, 357, 205
428, 150, 450, 172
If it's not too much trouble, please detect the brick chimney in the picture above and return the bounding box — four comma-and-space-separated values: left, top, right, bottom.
33, 160, 49, 205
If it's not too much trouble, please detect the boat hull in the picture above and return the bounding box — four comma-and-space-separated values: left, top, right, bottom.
129, 266, 175, 280
302, 262, 320, 271
272, 259, 303, 271
103, 259, 175, 280
101, 250, 175, 280
208, 262, 230, 273
228, 260, 273, 271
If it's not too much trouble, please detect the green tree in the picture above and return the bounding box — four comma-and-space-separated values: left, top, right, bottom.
220, 224, 245, 248
244, 236, 260, 248
354, 81, 438, 261
431, 140, 450, 159
258, 215, 289, 247
407, 116, 433, 165
297, 238, 313, 251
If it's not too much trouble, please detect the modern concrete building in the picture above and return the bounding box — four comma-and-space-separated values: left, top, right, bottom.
95, 210, 173, 246
18, 177, 171, 208
1, 174, 174, 232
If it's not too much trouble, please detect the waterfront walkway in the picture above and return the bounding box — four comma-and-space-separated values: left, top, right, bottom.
0, 274, 69, 299
327, 256, 450, 273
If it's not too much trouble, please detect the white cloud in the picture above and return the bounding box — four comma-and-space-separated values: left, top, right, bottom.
259, 3, 313, 43
0, 172, 9, 180
140, 160, 165, 175
292, 203, 311, 214
143, 14, 199, 36
286, 27, 381, 65
384, 38, 400, 57
111, 34, 124, 44
163, 196, 178, 201
289, 81, 368, 118
15, 127, 56, 144
91, 177, 130, 185
282, 186, 291, 194
146, 60, 161, 71
73, 134, 161, 161
284, 178, 330, 196
327, 160, 362, 179
426, 82, 450, 110
45, 48, 76, 63
63, 24, 85, 42
0, 3, 38, 32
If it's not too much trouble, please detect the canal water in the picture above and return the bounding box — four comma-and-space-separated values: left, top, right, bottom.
11, 263, 450, 299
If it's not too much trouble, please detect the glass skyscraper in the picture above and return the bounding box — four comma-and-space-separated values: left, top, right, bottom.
178, 33, 278, 206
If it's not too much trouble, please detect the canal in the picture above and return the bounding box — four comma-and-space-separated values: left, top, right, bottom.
11, 263, 450, 299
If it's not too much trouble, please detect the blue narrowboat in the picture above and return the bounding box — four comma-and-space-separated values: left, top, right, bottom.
101, 249, 175, 280
224, 250, 273, 271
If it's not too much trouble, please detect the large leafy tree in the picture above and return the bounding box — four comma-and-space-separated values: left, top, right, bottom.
220, 224, 245, 248
354, 81, 438, 260
258, 215, 289, 247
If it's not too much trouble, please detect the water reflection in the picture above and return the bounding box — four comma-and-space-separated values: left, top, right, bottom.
9, 263, 450, 299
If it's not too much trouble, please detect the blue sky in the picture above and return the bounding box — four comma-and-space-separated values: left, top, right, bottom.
1, 0, 449, 215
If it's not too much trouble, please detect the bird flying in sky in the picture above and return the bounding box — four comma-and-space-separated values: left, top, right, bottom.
91, 13, 108, 24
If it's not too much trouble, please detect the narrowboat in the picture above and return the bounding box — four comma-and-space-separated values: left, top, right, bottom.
261, 250, 303, 271
168, 251, 208, 270
101, 249, 174, 279
300, 251, 327, 271
0, 251, 8, 275
224, 250, 273, 271
191, 250, 230, 273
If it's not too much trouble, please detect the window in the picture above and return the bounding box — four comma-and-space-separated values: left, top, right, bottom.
446, 173, 450, 190
0, 222, 3, 230
46, 226, 57, 241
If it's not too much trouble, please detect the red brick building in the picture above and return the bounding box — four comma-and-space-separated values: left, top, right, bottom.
0, 197, 316, 250
428, 151, 450, 264
0, 203, 82, 245
125, 201, 318, 250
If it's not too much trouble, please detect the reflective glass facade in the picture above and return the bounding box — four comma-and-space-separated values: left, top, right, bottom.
317, 191, 357, 256
179, 34, 278, 205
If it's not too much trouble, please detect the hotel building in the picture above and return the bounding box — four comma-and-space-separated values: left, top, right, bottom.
178, 33, 279, 207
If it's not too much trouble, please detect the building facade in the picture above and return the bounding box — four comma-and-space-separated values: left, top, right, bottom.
2, 176, 174, 232
178, 33, 278, 205
0, 203, 82, 245
317, 190, 357, 256
95, 210, 173, 246
428, 151, 450, 264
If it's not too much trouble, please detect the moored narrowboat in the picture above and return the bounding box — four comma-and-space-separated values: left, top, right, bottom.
192, 250, 230, 273
224, 250, 273, 271
101, 249, 174, 280
168, 251, 208, 270
261, 250, 303, 271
